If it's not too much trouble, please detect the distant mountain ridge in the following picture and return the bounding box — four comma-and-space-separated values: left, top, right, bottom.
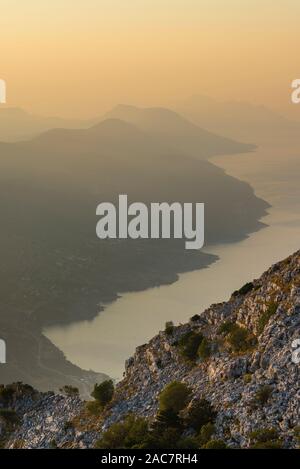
104, 104, 255, 158
174, 95, 300, 145
2, 98, 300, 148
0, 104, 255, 160
0, 107, 94, 142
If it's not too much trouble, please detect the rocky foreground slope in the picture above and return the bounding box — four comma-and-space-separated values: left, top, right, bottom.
1, 250, 299, 449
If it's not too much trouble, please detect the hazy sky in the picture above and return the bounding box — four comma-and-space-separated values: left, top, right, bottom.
1, 0, 300, 118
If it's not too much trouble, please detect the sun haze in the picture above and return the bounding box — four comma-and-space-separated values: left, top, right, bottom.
1, 0, 300, 118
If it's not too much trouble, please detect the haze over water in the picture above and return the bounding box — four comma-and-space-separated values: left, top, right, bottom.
45, 143, 300, 379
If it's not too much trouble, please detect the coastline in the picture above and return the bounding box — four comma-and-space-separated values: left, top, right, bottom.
44, 143, 300, 379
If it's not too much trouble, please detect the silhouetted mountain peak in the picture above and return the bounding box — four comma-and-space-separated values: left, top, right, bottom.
105, 104, 255, 158
175, 95, 300, 144
89, 117, 142, 135
29, 118, 144, 146
106, 104, 199, 131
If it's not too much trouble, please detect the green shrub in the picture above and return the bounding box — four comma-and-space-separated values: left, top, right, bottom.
0, 408, 18, 424
227, 325, 254, 352
184, 399, 216, 433
176, 437, 199, 449
190, 314, 201, 322
198, 422, 215, 445
145, 427, 182, 449
165, 321, 174, 336
197, 338, 211, 360
203, 439, 227, 449
150, 412, 185, 449
243, 373, 252, 384
50, 439, 58, 449
152, 408, 182, 432
178, 331, 204, 361
249, 428, 282, 449
91, 380, 114, 407
218, 321, 236, 335
249, 427, 278, 441
0, 386, 14, 403
159, 382, 191, 413
156, 359, 162, 369
255, 385, 273, 406
232, 282, 254, 297
96, 415, 149, 449
252, 441, 282, 449
293, 426, 300, 448
59, 385, 79, 396
257, 302, 278, 334
219, 322, 255, 353
86, 400, 102, 416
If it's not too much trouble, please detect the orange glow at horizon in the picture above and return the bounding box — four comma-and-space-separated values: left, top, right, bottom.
1, 0, 300, 119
